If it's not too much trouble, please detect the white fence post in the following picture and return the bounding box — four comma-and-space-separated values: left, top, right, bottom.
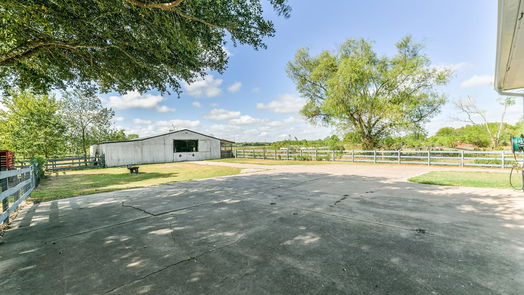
460, 151, 464, 167
501, 151, 505, 168
287, 149, 290, 160
263, 148, 266, 159
332, 150, 335, 161
397, 151, 401, 164
373, 151, 377, 163
427, 151, 431, 166
352, 150, 355, 162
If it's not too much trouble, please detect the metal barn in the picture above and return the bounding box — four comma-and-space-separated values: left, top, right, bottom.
90, 129, 234, 167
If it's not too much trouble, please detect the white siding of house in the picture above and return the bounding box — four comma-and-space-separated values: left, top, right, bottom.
90, 130, 223, 167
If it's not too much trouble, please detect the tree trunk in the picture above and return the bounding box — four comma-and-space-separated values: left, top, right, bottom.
361, 136, 377, 150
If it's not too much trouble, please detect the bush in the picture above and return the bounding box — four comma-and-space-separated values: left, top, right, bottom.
30, 156, 46, 181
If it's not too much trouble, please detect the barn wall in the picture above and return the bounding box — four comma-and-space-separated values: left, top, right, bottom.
91, 130, 223, 167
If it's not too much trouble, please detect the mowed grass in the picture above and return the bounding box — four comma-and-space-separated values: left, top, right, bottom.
408, 171, 516, 189
212, 158, 342, 165
31, 163, 241, 201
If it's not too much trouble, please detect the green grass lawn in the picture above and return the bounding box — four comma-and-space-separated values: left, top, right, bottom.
408, 171, 517, 189
31, 163, 241, 201
211, 158, 342, 165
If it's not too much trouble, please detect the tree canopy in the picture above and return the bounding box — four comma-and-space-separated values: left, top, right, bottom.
0, 90, 66, 158
61, 90, 115, 159
0, 90, 138, 158
287, 36, 451, 149
0, 0, 290, 94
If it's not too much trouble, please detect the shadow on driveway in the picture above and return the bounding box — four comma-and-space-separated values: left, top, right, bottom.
1, 171, 523, 294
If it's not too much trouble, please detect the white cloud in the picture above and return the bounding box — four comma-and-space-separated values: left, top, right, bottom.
113, 116, 125, 122
156, 105, 176, 113
133, 118, 153, 125
227, 82, 242, 93
435, 62, 471, 72
229, 115, 262, 126
154, 119, 201, 129
256, 94, 307, 114
201, 116, 332, 142
460, 75, 494, 88
267, 116, 304, 127
127, 119, 201, 137
192, 101, 202, 108
204, 108, 265, 126
183, 74, 223, 98
204, 108, 241, 121
107, 91, 175, 112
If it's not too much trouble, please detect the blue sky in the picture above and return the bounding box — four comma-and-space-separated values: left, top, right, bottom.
102, 0, 513, 142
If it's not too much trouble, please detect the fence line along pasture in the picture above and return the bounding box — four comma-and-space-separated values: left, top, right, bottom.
45, 155, 105, 172
16, 155, 105, 172
1, 165, 37, 224
234, 149, 522, 168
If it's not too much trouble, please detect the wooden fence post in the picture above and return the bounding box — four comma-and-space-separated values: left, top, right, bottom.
1, 176, 8, 224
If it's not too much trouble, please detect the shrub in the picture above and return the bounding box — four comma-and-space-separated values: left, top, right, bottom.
30, 156, 46, 181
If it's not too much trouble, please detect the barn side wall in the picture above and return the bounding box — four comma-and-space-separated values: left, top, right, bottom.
90, 130, 222, 167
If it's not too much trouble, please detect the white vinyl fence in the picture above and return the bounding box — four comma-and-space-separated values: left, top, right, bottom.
1, 165, 37, 224
234, 149, 523, 168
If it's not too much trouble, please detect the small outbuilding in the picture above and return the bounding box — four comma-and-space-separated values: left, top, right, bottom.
90, 129, 234, 167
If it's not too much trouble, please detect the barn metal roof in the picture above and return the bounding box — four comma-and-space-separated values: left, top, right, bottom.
495, 0, 524, 94
98, 129, 235, 145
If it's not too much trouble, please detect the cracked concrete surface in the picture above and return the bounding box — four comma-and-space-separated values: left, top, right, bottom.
1, 162, 523, 294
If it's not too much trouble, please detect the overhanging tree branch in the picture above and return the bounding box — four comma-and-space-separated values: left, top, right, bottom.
124, 0, 185, 9
0, 41, 143, 68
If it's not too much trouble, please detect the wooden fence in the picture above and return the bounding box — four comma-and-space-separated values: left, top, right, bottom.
234, 149, 523, 168
1, 165, 36, 224
45, 155, 104, 172
16, 155, 105, 172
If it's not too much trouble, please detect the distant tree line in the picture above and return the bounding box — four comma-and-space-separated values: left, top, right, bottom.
0, 89, 137, 159
243, 122, 522, 151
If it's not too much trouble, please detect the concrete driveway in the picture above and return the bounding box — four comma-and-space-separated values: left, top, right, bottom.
1, 162, 523, 294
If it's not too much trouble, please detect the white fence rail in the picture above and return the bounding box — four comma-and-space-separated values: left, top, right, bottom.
1, 165, 36, 224
234, 149, 522, 168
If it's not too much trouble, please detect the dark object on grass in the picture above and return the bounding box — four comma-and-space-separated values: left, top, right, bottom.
127, 165, 139, 174
414, 228, 427, 234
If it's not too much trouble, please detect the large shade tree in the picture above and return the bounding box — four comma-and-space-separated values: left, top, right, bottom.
0, 0, 290, 94
287, 36, 451, 149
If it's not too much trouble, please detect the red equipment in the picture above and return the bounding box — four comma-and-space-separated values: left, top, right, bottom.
0, 150, 15, 171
